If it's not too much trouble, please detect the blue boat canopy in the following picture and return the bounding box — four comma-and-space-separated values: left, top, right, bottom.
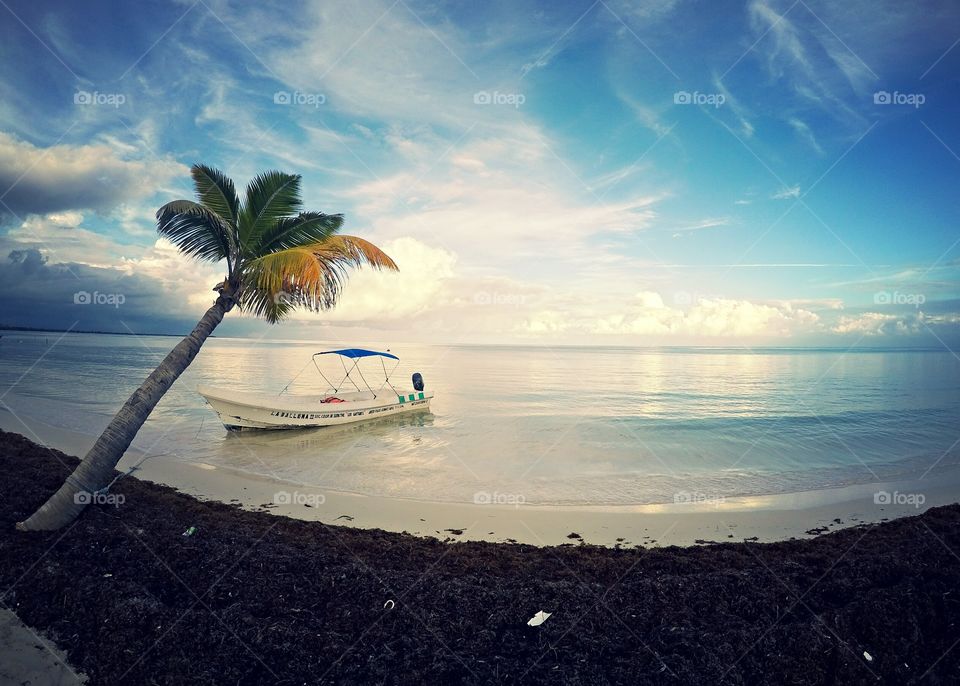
316, 348, 399, 361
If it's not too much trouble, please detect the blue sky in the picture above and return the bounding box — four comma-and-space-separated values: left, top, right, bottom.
0, 0, 958, 346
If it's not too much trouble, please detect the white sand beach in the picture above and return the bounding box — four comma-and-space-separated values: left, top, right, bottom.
4, 409, 957, 548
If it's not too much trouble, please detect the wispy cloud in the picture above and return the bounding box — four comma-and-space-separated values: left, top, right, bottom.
771, 184, 801, 199
788, 117, 824, 154
745, 0, 872, 131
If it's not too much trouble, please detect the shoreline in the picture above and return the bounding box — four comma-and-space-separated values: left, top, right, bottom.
2, 429, 959, 684
3, 408, 957, 547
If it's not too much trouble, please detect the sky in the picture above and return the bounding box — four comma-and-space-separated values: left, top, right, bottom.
0, 0, 958, 347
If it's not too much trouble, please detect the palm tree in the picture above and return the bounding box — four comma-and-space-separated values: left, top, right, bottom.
17, 164, 397, 531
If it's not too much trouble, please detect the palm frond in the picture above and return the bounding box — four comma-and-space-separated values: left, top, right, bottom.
309, 235, 398, 271
255, 211, 344, 255
238, 284, 301, 324
239, 286, 299, 324
156, 200, 232, 262
239, 171, 302, 255
239, 236, 398, 323
191, 164, 239, 225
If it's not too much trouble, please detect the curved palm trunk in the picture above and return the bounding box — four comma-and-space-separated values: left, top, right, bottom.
17, 296, 233, 531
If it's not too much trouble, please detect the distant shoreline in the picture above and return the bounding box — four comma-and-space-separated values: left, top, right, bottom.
0, 327, 946, 351
0, 325, 189, 338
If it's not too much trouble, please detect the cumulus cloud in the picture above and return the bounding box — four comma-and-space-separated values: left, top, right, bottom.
0, 247, 208, 333
290, 237, 457, 323
2, 211, 148, 268
0, 131, 185, 219
832, 311, 925, 336
506, 291, 826, 342
0, 210, 226, 333
582, 292, 821, 338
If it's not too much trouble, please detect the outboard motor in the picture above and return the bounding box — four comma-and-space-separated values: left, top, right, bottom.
412, 372, 424, 392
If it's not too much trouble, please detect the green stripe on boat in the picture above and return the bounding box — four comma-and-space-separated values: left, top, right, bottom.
408, 394, 415, 401
398, 395, 405, 403
418, 392, 425, 399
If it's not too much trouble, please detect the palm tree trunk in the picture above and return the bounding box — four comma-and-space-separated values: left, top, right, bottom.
17, 296, 232, 531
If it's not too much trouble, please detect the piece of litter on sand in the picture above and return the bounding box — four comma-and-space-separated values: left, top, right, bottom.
182, 526, 197, 537
863, 651, 873, 662
384, 600, 395, 610
527, 611, 552, 627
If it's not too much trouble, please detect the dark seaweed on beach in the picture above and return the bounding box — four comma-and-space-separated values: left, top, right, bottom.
1, 430, 959, 685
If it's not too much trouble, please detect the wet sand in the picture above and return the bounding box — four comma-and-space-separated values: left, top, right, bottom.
2, 429, 960, 685
2, 408, 957, 548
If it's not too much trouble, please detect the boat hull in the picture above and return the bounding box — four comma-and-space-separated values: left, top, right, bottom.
198, 385, 434, 431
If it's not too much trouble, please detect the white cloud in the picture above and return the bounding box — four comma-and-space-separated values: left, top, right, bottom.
831, 311, 925, 336
320, 237, 456, 322
119, 239, 225, 312
712, 77, 755, 139
260, 0, 496, 130
1, 212, 224, 316
339, 133, 664, 275
584, 292, 820, 338
3, 212, 140, 268
508, 291, 825, 341
788, 117, 824, 155
668, 217, 731, 233
771, 184, 801, 200
747, 0, 871, 130
0, 132, 185, 218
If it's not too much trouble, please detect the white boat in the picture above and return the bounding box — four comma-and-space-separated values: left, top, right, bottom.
198, 348, 433, 431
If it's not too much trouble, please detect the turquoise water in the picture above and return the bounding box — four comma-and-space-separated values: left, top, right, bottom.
1, 330, 958, 506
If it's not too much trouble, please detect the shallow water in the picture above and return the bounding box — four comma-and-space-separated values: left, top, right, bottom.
1, 331, 958, 506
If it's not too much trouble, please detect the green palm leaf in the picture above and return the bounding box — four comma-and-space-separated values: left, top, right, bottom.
156, 199, 233, 262
191, 164, 239, 225
239, 171, 302, 254
256, 211, 344, 255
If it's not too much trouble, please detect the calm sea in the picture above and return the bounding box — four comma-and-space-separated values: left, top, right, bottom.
1, 330, 958, 506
